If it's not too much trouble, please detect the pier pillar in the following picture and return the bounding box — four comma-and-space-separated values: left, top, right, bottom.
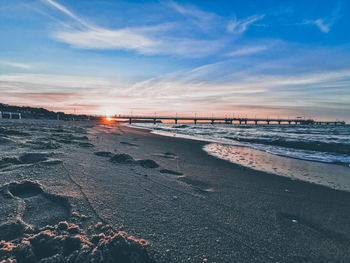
211, 119, 214, 124
19, 113, 21, 120
0, 111, 2, 119
288, 121, 291, 125
129, 118, 132, 124
278, 121, 281, 125
194, 119, 197, 124
175, 119, 178, 124
153, 118, 156, 124
255, 120, 258, 125
267, 121, 270, 125
239, 120, 242, 124
244, 120, 247, 124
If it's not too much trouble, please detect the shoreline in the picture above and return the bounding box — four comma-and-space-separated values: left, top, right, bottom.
128, 123, 350, 192
128, 122, 350, 165
112, 123, 350, 261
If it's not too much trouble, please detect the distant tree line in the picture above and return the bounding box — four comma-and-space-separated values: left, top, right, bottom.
0, 103, 96, 121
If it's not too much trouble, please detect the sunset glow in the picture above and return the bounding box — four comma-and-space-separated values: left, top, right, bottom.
0, 1, 349, 121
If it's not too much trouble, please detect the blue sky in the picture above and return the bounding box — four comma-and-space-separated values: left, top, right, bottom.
0, 0, 349, 121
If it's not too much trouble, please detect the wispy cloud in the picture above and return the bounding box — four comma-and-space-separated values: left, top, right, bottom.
42, 0, 226, 57
0, 60, 33, 69
227, 45, 269, 56
166, 0, 219, 32
0, 73, 121, 94
54, 27, 158, 52
44, 0, 86, 25
304, 19, 331, 33
302, 2, 342, 33
227, 14, 265, 34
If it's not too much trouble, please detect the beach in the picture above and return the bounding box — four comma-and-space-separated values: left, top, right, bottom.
1, 119, 350, 262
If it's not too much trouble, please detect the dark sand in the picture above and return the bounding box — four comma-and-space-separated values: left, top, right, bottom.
1, 120, 350, 262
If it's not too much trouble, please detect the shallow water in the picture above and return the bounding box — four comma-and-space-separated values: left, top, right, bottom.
130, 123, 350, 191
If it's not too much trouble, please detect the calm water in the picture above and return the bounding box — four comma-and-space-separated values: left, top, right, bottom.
131, 123, 350, 166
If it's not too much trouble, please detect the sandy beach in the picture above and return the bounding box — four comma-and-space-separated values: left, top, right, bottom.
1, 119, 350, 262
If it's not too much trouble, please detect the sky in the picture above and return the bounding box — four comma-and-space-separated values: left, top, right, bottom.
0, 0, 350, 121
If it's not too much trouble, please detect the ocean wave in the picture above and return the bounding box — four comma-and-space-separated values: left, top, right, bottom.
130, 123, 350, 165
226, 137, 350, 155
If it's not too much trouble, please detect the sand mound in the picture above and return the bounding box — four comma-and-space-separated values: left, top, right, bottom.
110, 154, 134, 164
0, 221, 155, 263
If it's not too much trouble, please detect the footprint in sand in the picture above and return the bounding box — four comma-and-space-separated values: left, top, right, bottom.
6, 181, 70, 228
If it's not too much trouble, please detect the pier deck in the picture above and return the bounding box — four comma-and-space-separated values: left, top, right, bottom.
114, 115, 346, 125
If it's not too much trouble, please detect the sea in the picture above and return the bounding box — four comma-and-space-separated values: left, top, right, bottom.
130, 123, 350, 191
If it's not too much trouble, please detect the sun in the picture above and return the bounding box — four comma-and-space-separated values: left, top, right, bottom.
106, 116, 112, 121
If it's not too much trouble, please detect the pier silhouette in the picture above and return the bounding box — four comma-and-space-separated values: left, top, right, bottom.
114, 115, 346, 125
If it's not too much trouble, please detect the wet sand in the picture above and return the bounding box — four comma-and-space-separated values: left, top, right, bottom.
204, 143, 350, 192
1, 120, 350, 262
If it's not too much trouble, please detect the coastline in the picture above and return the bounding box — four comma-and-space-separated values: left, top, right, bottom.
107, 123, 350, 262
128, 123, 350, 192
1, 120, 350, 262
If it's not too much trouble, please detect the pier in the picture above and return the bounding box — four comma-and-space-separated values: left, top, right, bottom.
114, 115, 346, 125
